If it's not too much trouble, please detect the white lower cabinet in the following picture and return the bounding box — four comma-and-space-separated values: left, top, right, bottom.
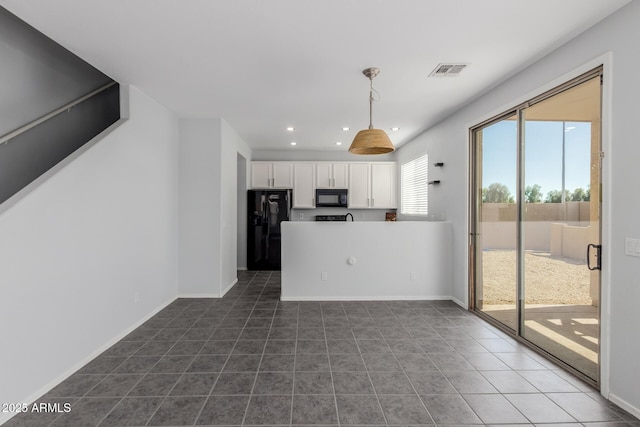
292, 163, 315, 208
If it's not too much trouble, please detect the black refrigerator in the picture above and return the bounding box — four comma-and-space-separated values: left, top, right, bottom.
247, 189, 291, 270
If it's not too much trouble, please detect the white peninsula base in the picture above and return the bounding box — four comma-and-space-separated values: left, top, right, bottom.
281, 221, 452, 301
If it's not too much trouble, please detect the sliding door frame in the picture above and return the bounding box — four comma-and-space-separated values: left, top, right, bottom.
468, 64, 606, 389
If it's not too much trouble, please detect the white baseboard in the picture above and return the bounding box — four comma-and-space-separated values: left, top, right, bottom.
176, 278, 239, 300
451, 297, 467, 309
237, 267, 248, 271
0, 295, 177, 426
221, 278, 238, 297
177, 293, 220, 298
609, 393, 640, 420
280, 295, 452, 301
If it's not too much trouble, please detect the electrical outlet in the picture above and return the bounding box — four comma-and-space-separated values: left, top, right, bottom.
299, 212, 304, 220
410, 271, 417, 281
321, 272, 328, 281
625, 238, 640, 257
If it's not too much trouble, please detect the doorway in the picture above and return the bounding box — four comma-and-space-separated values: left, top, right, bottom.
470, 67, 602, 385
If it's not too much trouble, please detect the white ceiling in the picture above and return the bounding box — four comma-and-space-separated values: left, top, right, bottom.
0, 0, 630, 151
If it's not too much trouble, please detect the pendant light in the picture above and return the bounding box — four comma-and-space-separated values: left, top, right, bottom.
349, 67, 395, 155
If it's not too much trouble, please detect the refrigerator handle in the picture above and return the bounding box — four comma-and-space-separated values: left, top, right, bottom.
263, 198, 269, 228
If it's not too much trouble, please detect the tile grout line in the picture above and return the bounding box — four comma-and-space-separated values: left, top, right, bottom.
434, 311, 500, 426
48, 304, 192, 427
147, 270, 259, 426
352, 303, 392, 427
240, 270, 275, 427
15, 272, 634, 427
431, 312, 486, 425
287, 298, 299, 427
380, 303, 438, 426
194, 276, 252, 426
91, 308, 197, 427
323, 303, 342, 427
143, 296, 226, 427
438, 311, 552, 425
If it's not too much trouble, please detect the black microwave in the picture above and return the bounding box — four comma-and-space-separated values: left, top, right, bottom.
316, 189, 348, 207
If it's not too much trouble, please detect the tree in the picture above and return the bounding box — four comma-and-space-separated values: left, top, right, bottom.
524, 184, 543, 203
483, 183, 514, 203
569, 187, 590, 202
545, 189, 570, 203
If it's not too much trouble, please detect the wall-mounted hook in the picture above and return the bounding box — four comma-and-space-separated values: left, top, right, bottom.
434, 162, 444, 167
428, 180, 441, 185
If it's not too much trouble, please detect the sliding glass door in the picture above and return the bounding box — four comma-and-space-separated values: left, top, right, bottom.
471, 68, 602, 384
472, 113, 518, 331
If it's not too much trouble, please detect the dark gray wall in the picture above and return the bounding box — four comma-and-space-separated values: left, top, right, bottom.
0, 7, 113, 136
0, 6, 119, 205
0, 85, 120, 204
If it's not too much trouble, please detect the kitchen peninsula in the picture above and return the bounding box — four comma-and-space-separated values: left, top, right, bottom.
281, 221, 452, 300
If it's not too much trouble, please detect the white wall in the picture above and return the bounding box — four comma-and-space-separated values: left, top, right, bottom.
178, 119, 222, 296
0, 85, 179, 423
221, 119, 251, 289
395, 120, 467, 303
237, 153, 248, 269
395, 0, 640, 415
178, 118, 251, 295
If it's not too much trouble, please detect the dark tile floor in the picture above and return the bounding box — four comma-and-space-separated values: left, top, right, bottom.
5, 271, 639, 426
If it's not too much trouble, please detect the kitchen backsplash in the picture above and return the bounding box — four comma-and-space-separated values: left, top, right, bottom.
291, 208, 395, 221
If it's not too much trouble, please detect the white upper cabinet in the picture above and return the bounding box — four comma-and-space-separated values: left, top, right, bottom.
316, 163, 348, 188
348, 162, 396, 209
251, 162, 271, 188
332, 163, 349, 188
293, 163, 315, 208
251, 161, 396, 209
251, 162, 293, 188
348, 163, 371, 208
371, 163, 397, 208
315, 163, 332, 188
272, 163, 293, 188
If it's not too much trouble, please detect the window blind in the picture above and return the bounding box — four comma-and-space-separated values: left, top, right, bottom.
401, 154, 429, 215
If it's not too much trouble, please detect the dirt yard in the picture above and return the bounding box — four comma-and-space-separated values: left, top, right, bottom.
480, 250, 592, 305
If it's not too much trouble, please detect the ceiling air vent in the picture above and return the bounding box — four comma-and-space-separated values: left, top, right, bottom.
429, 63, 468, 77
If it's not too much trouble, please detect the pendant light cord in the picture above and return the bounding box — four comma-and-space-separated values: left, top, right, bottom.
368, 77, 380, 130
369, 78, 374, 130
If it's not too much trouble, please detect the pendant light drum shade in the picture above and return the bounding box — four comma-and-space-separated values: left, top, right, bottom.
349, 129, 394, 154
349, 67, 395, 155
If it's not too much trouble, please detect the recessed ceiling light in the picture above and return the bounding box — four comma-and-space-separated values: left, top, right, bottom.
290, 142, 297, 146
390, 127, 400, 131
342, 127, 350, 131
286, 127, 295, 131
336, 142, 342, 146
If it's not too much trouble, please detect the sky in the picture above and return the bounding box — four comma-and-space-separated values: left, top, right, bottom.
481, 119, 591, 199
